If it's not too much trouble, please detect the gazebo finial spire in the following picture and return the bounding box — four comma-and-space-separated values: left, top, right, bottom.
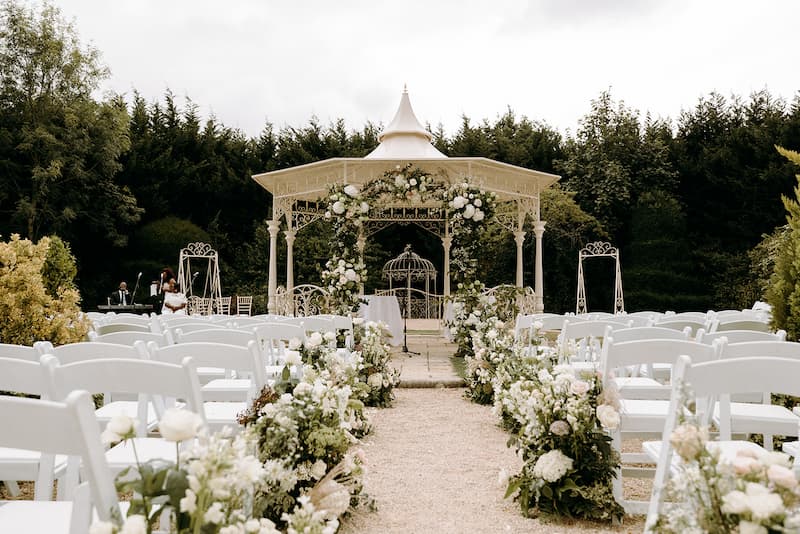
365, 87, 446, 159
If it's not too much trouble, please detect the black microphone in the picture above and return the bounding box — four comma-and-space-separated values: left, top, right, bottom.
192, 271, 199, 281
131, 271, 143, 305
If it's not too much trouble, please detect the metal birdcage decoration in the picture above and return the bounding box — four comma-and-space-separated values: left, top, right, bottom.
382, 244, 437, 319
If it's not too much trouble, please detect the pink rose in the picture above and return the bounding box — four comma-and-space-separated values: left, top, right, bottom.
767, 464, 798, 489
570, 380, 590, 396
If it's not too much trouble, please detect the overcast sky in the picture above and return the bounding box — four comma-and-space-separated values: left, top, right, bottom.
44, 0, 800, 138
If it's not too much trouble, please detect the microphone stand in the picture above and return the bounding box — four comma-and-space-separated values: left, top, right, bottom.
130, 272, 142, 305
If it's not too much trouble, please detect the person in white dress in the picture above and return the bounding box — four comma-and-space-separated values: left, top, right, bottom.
161, 279, 187, 315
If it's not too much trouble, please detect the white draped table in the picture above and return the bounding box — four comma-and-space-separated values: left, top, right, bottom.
359, 295, 403, 346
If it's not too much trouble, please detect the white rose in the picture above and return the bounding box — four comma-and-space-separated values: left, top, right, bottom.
532, 449, 573, 482
463, 204, 476, 219
746, 492, 784, 521
332, 201, 345, 214
570, 380, 590, 396
721, 490, 749, 514
159, 408, 203, 442
89, 521, 114, 534
307, 331, 323, 347
345, 268, 358, 281
101, 429, 122, 446
293, 381, 313, 397
409, 178, 417, 186
767, 463, 798, 489
473, 209, 485, 222
106, 414, 138, 438
474, 198, 482, 207
288, 337, 302, 350
394, 175, 405, 187
669, 423, 707, 461
120, 515, 147, 534
596, 404, 620, 429
323, 331, 337, 342
360, 201, 369, 213
367, 373, 383, 388
311, 459, 327, 480
343, 184, 359, 197
452, 195, 467, 209
738, 521, 767, 534
284, 350, 302, 366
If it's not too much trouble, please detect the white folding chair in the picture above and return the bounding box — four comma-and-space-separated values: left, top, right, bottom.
148, 341, 266, 431
42, 355, 206, 477
0, 390, 121, 534
696, 328, 786, 344
0, 342, 41, 362
644, 355, 800, 530
89, 330, 173, 346
253, 322, 305, 367
603, 325, 691, 381
599, 337, 721, 513
94, 322, 151, 336
558, 319, 633, 366
715, 318, 772, 333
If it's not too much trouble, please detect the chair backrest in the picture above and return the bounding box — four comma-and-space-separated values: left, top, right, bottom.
0, 342, 40, 362
229, 316, 270, 329
148, 341, 266, 395
559, 319, 633, 361
719, 339, 800, 360
253, 323, 305, 365
91, 331, 173, 347
299, 316, 336, 335
539, 314, 573, 331
236, 295, 253, 315
43, 355, 206, 427
654, 318, 709, 336
715, 319, 772, 333
697, 329, 786, 344
600, 337, 720, 384
94, 322, 151, 336
99, 314, 150, 327
175, 328, 257, 347
169, 322, 226, 335
320, 314, 354, 348
625, 311, 663, 321
215, 296, 232, 315
602, 326, 690, 345
0, 390, 120, 518
39, 341, 149, 364
0, 356, 47, 396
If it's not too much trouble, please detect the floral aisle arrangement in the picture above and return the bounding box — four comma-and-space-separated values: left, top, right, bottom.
322, 183, 369, 314
352, 318, 400, 407
496, 358, 624, 522
464, 305, 516, 405
443, 182, 497, 282
651, 421, 800, 533
244, 373, 369, 529
446, 280, 487, 358
92, 409, 282, 534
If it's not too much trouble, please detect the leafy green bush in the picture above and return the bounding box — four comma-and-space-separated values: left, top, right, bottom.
0, 234, 89, 345
41, 235, 78, 297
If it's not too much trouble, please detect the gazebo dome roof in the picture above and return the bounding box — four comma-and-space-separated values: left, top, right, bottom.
382, 244, 437, 282
365, 87, 446, 160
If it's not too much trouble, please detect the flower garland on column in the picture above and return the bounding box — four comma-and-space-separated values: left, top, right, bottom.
444, 183, 497, 282
321, 184, 369, 315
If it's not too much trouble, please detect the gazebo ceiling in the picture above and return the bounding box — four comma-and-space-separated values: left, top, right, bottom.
251, 89, 560, 202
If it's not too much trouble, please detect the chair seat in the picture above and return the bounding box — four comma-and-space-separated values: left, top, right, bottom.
201, 379, 252, 402
203, 402, 247, 431
614, 377, 670, 400
714, 402, 800, 436
105, 437, 182, 474
0, 448, 69, 481
196, 367, 226, 384
0, 500, 74, 534
619, 399, 673, 433
643, 439, 766, 473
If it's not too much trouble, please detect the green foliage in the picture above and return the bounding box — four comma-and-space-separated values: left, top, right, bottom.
131, 216, 210, 268
767, 146, 800, 339
0, 234, 89, 345
41, 234, 77, 297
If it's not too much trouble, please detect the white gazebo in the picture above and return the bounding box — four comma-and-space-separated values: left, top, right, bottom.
252, 88, 560, 313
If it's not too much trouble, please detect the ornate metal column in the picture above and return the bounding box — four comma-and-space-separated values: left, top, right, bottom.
267, 219, 281, 313
513, 230, 526, 288
533, 221, 546, 313
442, 235, 452, 298
284, 229, 296, 297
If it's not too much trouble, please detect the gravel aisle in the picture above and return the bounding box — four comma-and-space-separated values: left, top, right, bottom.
340, 388, 642, 534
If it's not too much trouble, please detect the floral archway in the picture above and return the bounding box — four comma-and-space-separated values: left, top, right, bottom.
320, 164, 496, 315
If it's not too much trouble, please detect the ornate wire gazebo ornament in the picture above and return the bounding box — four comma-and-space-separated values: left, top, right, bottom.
382, 244, 437, 353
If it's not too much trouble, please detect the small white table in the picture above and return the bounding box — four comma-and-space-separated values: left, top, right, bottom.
360, 295, 403, 346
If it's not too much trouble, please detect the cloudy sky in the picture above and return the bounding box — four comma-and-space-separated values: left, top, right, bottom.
45, 0, 800, 138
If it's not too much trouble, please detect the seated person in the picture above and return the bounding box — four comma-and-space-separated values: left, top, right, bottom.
161, 279, 187, 315
110, 281, 130, 305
